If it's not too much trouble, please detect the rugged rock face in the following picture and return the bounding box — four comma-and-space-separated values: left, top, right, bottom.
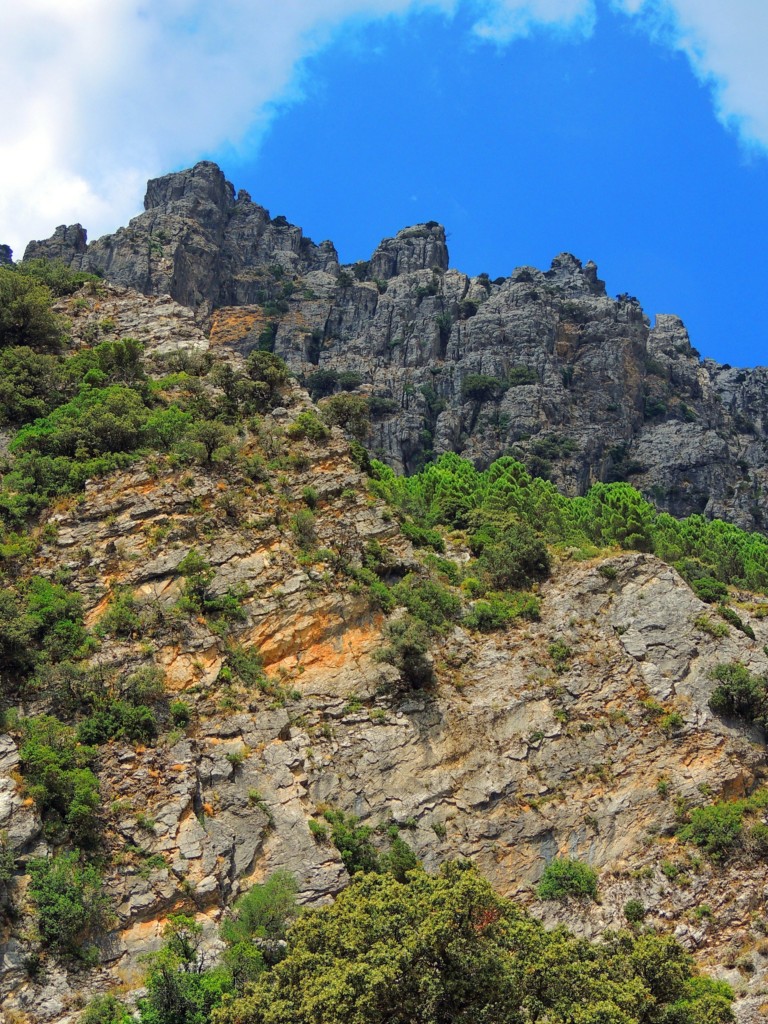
24, 162, 768, 537
1, 276, 768, 1021
3, 433, 768, 1018
25, 162, 339, 312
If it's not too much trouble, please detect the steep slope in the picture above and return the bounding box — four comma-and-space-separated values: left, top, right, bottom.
1, 279, 768, 1022
23, 160, 768, 535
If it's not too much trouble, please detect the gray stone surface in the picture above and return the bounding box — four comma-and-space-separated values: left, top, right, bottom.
28, 161, 768, 533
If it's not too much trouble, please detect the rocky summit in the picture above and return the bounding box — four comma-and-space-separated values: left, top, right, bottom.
25, 160, 768, 532
1, 164, 768, 1023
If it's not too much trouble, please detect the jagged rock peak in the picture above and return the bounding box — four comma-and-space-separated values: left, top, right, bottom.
0, 244, 12, 265
545, 252, 606, 297
369, 221, 449, 280
22, 162, 339, 310
144, 160, 235, 215
24, 223, 88, 264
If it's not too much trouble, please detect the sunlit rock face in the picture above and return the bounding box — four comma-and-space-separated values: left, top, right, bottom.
27, 161, 768, 533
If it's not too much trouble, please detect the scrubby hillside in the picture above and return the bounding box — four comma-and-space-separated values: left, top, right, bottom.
1, 250, 768, 1023
21, 160, 768, 536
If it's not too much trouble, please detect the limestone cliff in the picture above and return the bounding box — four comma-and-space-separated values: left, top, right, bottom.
6, 168, 768, 1024
25, 161, 768, 534
0, 282, 766, 1021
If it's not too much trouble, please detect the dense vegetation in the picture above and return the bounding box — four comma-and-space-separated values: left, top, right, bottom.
82, 864, 733, 1024
0, 260, 763, 1019
371, 452, 768, 596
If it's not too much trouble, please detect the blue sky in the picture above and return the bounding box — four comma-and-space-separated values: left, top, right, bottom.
2, 1, 768, 366
220, 6, 768, 366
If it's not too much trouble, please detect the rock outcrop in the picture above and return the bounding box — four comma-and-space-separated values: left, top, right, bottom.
2, 270, 768, 1021
24, 162, 768, 537
25, 163, 339, 312
3, 425, 768, 1018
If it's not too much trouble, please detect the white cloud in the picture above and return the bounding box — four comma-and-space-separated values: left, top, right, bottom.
614, 1, 768, 150
1, 1, 767, 259
472, 0, 595, 42
0, 1, 456, 257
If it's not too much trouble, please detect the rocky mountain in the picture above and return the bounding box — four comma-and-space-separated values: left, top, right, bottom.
3, 166, 768, 1023
24, 160, 768, 534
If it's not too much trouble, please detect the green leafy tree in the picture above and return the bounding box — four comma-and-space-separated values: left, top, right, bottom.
81, 994, 133, 1024
139, 915, 232, 1024
189, 420, 236, 463
245, 351, 290, 409
213, 863, 733, 1024
322, 808, 381, 875
28, 852, 112, 957
19, 716, 101, 847
709, 662, 768, 730
11, 384, 149, 458
319, 393, 370, 441
0, 266, 65, 349
476, 524, 550, 591
0, 346, 67, 425
17, 257, 100, 296
220, 870, 298, 945
375, 614, 434, 689
537, 857, 599, 901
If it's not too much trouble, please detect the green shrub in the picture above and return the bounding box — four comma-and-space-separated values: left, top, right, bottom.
304, 368, 338, 399
189, 420, 236, 463
460, 373, 506, 402
81, 994, 133, 1024
0, 832, 15, 916
139, 914, 233, 1024
0, 267, 65, 350
220, 870, 298, 945
11, 385, 149, 458
287, 411, 330, 443
537, 857, 599, 901
309, 818, 328, 842
717, 603, 755, 640
213, 864, 732, 1024
506, 365, 538, 386
463, 592, 540, 631
323, 808, 380, 875
400, 520, 445, 552
176, 549, 218, 613
0, 346, 68, 426
170, 700, 192, 727
76, 700, 157, 745
291, 508, 316, 549
661, 711, 684, 732
391, 574, 461, 630
337, 371, 363, 391
709, 662, 768, 731
623, 898, 646, 923
97, 588, 142, 638
476, 524, 550, 591
548, 639, 572, 673
675, 559, 729, 603
245, 350, 290, 408
302, 485, 319, 509
319, 393, 369, 441
374, 615, 434, 689
28, 852, 111, 957
122, 665, 165, 705
677, 801, 746, 860
381, 835, 419, 882
223, 643, 266, 689
17, 258, 100, 296
19, 716, 101, 847
694, 615, 728, 638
